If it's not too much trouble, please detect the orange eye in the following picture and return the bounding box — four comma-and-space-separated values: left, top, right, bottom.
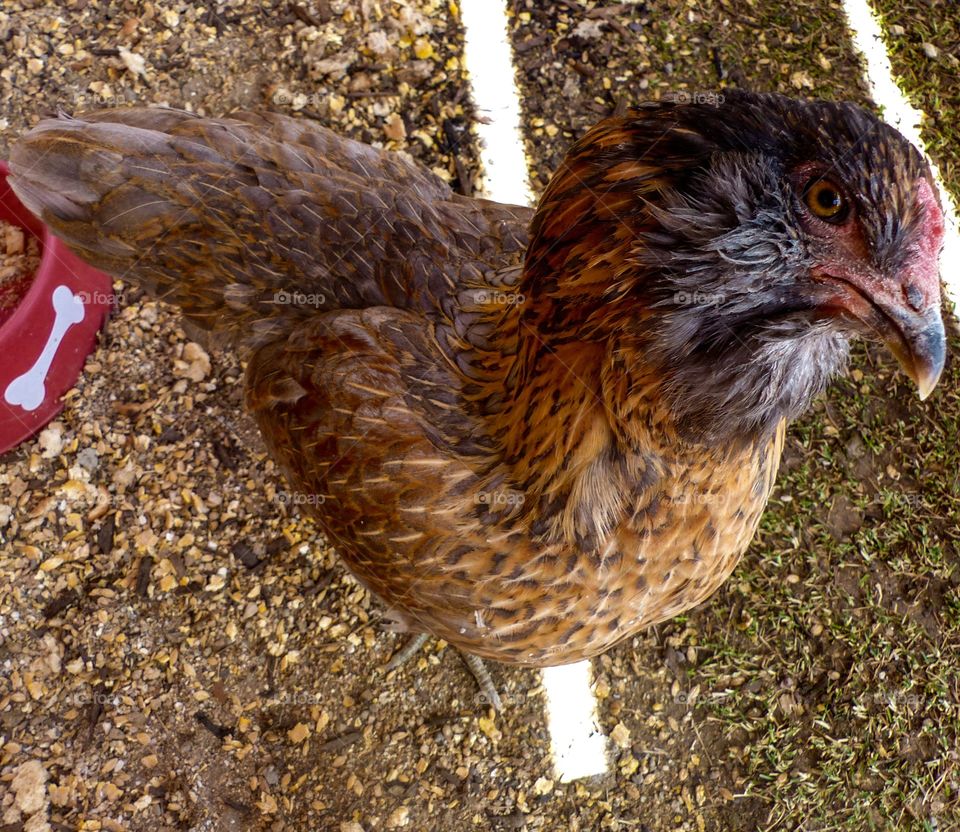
804, 178, 848, 222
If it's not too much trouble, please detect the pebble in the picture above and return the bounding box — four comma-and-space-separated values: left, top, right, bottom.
384, 113, 407, 142
385, 806, 410, 828
23, 814, 51, 832
922, 43, 938, 59
176, 341, 211, 382
12, 759, 48, 815
367, 30, 391, 56
37, 424, 64, 459
533, 776, 554, 795
5, 224, 24, 254
611, 721, 632, 749
288, 722, 311, 744
572, 19, 604, 40
76, 447, 100, 472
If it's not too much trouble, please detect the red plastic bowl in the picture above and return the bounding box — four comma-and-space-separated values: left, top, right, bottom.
0, 160, 114, 454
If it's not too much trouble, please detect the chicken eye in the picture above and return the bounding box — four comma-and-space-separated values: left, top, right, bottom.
804, 178, 848, 222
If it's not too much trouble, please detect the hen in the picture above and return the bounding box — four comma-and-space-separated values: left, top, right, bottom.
9, 93, 945, 682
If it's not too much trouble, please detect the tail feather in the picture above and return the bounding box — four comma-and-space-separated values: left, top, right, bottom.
10, 111, 277, 344
9, 107, 532, 349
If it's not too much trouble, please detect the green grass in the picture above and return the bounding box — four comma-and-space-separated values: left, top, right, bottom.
689, 337, 960, 830
871, 0, 960, 207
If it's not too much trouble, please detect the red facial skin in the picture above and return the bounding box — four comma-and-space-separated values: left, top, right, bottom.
789, 161, 943, 331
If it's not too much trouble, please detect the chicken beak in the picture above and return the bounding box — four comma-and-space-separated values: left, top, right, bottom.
879, 304, 946, 401
812, 270, 947, 400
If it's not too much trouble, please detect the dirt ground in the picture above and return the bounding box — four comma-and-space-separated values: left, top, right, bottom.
1, 1, 959, 831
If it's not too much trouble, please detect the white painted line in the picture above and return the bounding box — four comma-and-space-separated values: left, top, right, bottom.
842, 0, 960, 313
541, 663, 611, 782
459, 0, 535, 207
459, 0, 610, 781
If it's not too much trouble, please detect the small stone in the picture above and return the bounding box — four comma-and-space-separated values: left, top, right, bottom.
619, 754, 639, 776
112, 464, 136, 489
845, 433, 866, 459
922, 43, 938, 59
12, 761, 48, 815
340, 824, 365, 832
383, 113, 406, 142
37, 424, 63, 458
532, 777, 554, 796
118, 46, 147, 78
257, 792, 278, 814
572, 19, 604, 40
177, 341, 211, 382
610, 721, 632, 749
366, 30, 391, 56
398, 7, 433, 35
288, 722, 311, 744
102, 782, 122, 802
311, 52, 354, 79
5, 224, 24, 255
119, 17, 140, 39
477, 716, 502, 743
412, 38, 434, 60
827, 493, 863, 539
205, 572, 226, 591
140, 304, 158, 325
23, 815, 50, 832
76, 447, 99, 472
386, 806, 410, 828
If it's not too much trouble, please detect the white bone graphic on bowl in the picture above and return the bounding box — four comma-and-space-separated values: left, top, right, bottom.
4, 285, 86, 412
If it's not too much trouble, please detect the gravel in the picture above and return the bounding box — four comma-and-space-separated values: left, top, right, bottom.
2, 1, 958, 830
